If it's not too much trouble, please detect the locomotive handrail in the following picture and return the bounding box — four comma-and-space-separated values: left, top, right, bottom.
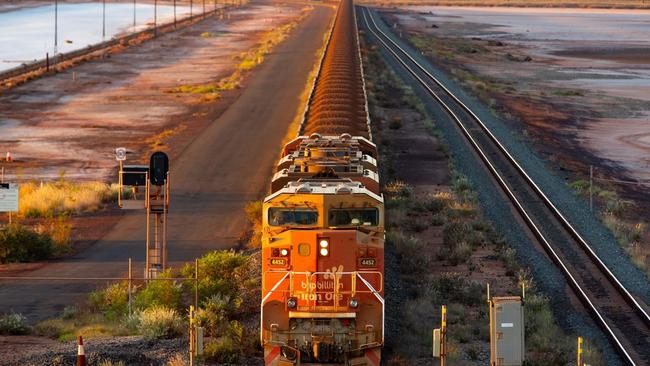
263, 270, 383, 311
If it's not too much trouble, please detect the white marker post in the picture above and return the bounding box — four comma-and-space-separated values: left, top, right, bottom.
115, 147, 127, 208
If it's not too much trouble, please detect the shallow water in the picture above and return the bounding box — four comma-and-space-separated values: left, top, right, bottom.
413, 6, 650, 42
0, 2, 191, 72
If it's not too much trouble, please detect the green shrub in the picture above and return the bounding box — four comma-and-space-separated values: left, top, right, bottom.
0, 312, 29, 335
135, 272, 183, 311
443, 221, 470, 246
524, 294, 573, 365
181, 250, 251, 307
89, 281, 130, 320
0, 224, 53, 263
427, 274, 484, 306
204, 336, 241, 363
197, 294, 242, 337
137, 306, 183, 340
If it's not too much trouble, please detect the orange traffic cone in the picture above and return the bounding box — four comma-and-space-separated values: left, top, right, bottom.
5, 152, 11, 163
76, 335, 86, 366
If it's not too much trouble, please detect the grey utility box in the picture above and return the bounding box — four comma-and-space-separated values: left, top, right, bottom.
489, 296, 524, 366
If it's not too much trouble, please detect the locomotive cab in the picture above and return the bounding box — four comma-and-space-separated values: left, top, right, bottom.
261, 180, 384, 365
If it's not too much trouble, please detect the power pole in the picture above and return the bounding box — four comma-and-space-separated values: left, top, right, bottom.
133, 0, 136, 32
154, 0, 157, 34
54, 0, 58, 54
102, 0, 106, 41
173, 0, 177, 27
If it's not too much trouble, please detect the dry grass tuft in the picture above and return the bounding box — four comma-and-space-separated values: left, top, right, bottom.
19, 181, 116, 218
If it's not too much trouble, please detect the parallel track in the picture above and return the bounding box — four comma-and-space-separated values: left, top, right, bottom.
360, 6, 650, 365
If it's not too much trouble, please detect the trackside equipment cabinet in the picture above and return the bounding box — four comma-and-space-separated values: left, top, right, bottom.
489, 296, 524, 366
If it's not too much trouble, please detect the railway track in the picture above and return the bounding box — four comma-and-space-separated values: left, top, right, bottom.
359, 6, 650, 365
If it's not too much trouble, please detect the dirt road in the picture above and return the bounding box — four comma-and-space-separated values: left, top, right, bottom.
0, 1, 335, 322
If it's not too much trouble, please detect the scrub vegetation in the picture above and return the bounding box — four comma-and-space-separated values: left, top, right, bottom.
0, 177, 120, 263
569, 179, 649, 277
19, 179, 118, 218
405, 21, 649, 279
361, 36, 604, 365
27, 249, 260, 362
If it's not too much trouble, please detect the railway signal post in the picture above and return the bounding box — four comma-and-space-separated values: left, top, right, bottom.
116, 149, 171, 279
146, 151, 170, 278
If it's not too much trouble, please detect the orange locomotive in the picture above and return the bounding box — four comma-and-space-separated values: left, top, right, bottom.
261, 134, 384, 365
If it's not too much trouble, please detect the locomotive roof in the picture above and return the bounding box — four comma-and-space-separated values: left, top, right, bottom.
263, 180, 383, 203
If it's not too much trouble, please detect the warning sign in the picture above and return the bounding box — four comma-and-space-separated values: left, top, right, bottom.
0, 183, 18, 212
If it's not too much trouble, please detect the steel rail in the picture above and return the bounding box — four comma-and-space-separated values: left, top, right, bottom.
361, 6, 648, 365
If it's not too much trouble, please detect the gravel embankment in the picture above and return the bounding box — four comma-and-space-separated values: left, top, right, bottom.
17, 336, 185, 366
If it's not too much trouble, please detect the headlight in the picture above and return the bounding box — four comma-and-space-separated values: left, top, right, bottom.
287, 297, 297, 309
320, 248, 329, 256
319, 239, 329, 248
349, 298, 359, 308
280, 249, 289, 256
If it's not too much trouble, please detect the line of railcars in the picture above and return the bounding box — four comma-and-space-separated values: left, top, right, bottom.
260, 0, 385, 365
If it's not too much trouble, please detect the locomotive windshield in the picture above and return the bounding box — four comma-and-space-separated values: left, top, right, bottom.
329, 208, 379, 227
268, 208, 318, 226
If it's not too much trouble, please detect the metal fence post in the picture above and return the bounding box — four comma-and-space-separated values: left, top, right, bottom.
128, 257, 133, 316
194, 258, 199, 309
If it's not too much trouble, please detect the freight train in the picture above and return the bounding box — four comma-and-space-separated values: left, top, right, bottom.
260, 0, 384, 365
